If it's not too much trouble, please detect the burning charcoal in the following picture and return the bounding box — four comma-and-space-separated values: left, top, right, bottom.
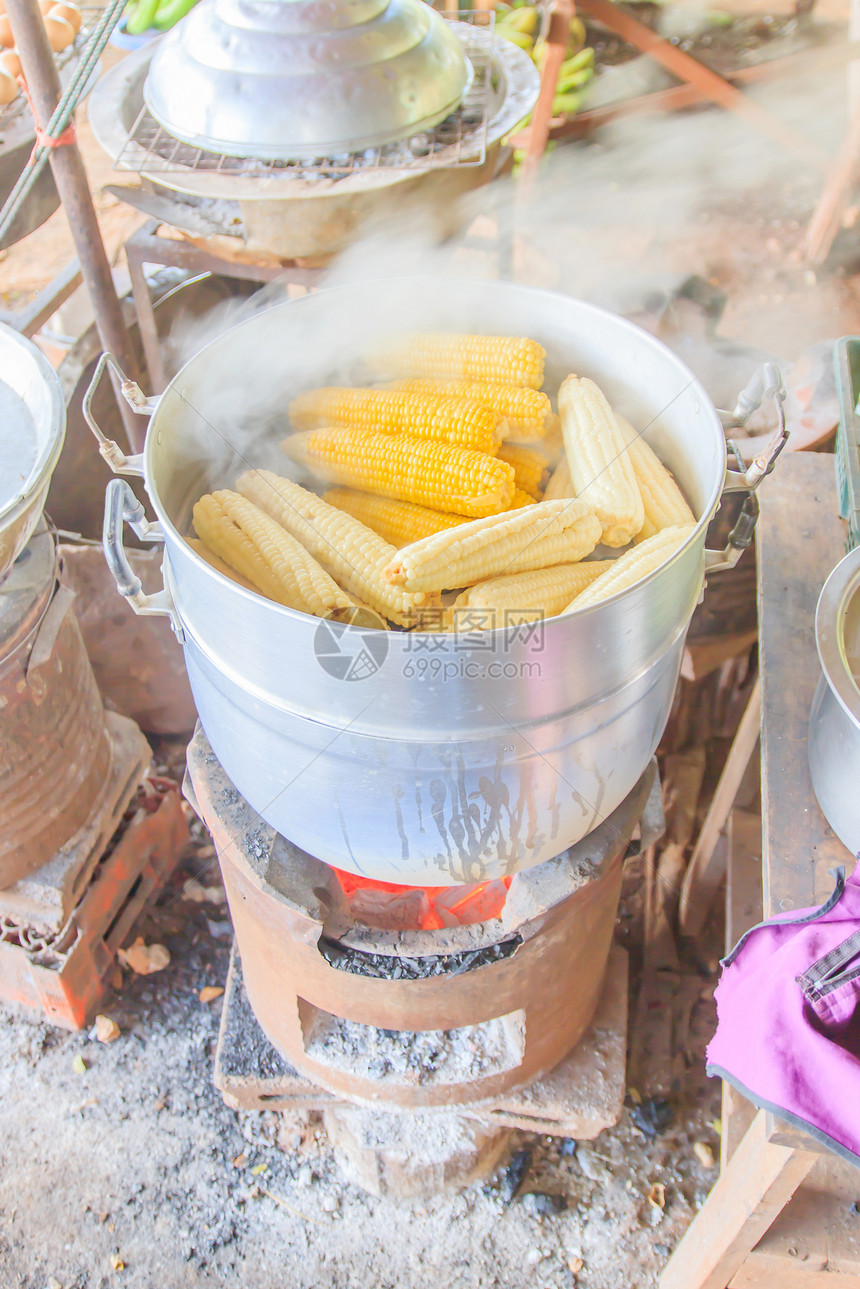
631, 1097, 674, 1138
497, 1146, 533, 1205
520, 1192, 568, 1217
558, 1138, 578, 1157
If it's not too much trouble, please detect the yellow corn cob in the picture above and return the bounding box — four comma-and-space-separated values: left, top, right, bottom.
450, 560, 615, 629
187, 536, 257, 592
323, 488, 472, 547
368, 332, 546, 389
387, 378, 551, 438
558, 376, 644, 547
383, 499, 602, 593
543, 458, 574, 501
564, 525, 695, 611
508, 488, 537, 509
236, 469, 434, 627
289, 387, 502, 454
281, 428, 515, 518
614, 413, 696, 540
192, 491, 355, 619
497, 442, 548, 500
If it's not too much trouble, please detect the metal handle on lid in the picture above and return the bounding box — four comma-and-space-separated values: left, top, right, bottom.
83, 351, 161, 476
102, 479, 176, 622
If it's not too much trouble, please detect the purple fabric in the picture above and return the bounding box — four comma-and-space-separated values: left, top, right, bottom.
706, 867, 860, 1167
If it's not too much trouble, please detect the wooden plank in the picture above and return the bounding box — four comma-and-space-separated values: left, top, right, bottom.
731, 1263, 860, 1288
678, 681, 761, 937
756, 455, 853, 920
721, 808, 762, 1171
659, 1111, 817, 1289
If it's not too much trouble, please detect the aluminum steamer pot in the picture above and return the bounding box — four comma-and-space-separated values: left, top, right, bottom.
86, 278, 782, 885
809, 545, 860, 854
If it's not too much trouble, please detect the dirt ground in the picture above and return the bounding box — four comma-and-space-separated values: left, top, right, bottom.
2, 2, 860, 1287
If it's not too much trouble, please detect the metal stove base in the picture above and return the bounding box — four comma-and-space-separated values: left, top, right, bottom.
214, 940, 628, 1140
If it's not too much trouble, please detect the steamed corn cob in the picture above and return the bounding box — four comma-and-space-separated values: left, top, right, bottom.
559, 376, 644, 547
281, 428, 515, 518
323, 488, 472, 547
497, 442, 548, 500
450, 560, 615, 628
368, 332, 546, 390
192, 491, 355, 619
383, 499, 602, 593
615, 413, 696, 540
387, 378, 552, 438
236, 469, 433, 627
540, 413, 564, 462
187, 536, 257, 592
289, 387, 502, 454
563, 525, 695, 611
543, 457, 574, 501
509, 488, 537, 509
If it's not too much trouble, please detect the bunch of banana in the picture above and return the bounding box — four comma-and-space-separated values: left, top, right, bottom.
123, 0, 197, 34
494, 3, 594, 120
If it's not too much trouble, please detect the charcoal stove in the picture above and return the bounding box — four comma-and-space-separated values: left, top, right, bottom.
184, 729, 662, 1196
86, 4, 539, 262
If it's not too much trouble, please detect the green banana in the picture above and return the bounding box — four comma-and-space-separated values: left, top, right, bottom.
152, 0, 198, 29
556, 63, 593, 91
552, 90, 583, 116
124, 0, 160, 34
496, 27, 534, 49
496, 5, 538, 34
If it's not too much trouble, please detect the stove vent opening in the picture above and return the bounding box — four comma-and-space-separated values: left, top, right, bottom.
298, 999, 526, 1086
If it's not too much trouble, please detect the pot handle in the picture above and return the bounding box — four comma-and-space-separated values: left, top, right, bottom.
705, 364, 789, 573
83, 352, 161, 476
103, 479, 176, 621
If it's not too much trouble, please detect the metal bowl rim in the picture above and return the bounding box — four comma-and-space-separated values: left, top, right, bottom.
0, 323, 66, 534
815, 544, 860, 725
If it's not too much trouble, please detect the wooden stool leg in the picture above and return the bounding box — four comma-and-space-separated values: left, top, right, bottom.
678, 679, 761, 938
659, 1110, 816, 1289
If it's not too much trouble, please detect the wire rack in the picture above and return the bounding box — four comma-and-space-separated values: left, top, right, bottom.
113, 11, 496, 179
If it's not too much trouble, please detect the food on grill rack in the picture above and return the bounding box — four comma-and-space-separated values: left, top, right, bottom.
323, 488, 473, 547
0, 68, 16, 105
192, 490, 356, 619
387, 378, 552, 439
289, 387, 503, 454
382, 499, 602, 594
367, 332, 546, 390
449, 559, 614, 628
281, 427, 516, 518
187, 536, 257, 592
558, 375, 645, 547
615, 413, 696, 540
564, 525, 695, 610
497, 441, 549, 500
236, 469, 434, 626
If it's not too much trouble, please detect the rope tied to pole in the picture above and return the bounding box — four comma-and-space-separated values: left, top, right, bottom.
18, 75, 77, 161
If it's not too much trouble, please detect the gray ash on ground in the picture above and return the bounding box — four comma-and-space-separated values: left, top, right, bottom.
217, 954, 294, 1082
318, 934, 521, 979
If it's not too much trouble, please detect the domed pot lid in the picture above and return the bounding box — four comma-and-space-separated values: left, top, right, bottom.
143, 0, 473, 161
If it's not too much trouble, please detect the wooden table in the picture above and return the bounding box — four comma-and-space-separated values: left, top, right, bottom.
660, 454, 860, 1289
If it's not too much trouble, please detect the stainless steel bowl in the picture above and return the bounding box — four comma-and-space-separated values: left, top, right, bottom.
809, 545, 860, 854
144, 0, 472, 161
0, 325, 66, 580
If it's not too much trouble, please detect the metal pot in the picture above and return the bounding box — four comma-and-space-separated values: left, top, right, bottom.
809, 545, 860, 854
0, 324, 66, 580
85, 277, 783, 885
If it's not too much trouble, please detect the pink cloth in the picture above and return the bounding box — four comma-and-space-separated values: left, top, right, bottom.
706, 866, 860, 1166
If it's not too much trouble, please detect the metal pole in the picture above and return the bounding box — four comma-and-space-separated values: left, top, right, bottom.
5, 0, 145, 451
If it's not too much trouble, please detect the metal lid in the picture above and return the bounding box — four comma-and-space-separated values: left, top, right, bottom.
0, 522, 58, 664
815, 544, 860, 725
143, 0, 472, 162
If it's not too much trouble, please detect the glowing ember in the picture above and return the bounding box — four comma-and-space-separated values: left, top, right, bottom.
331, 869, 512, 931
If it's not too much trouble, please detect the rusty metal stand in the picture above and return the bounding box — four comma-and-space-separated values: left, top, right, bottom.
125, 222, 324, 392
5, 0, 143, 449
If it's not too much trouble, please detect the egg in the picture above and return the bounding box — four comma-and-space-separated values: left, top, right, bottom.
43, 13, 74, 50
37, 0, 54, 13
0, 16, 14, 47
0, 69, 17, 105
49, 2, 81, 33
0, 48, 20, 78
